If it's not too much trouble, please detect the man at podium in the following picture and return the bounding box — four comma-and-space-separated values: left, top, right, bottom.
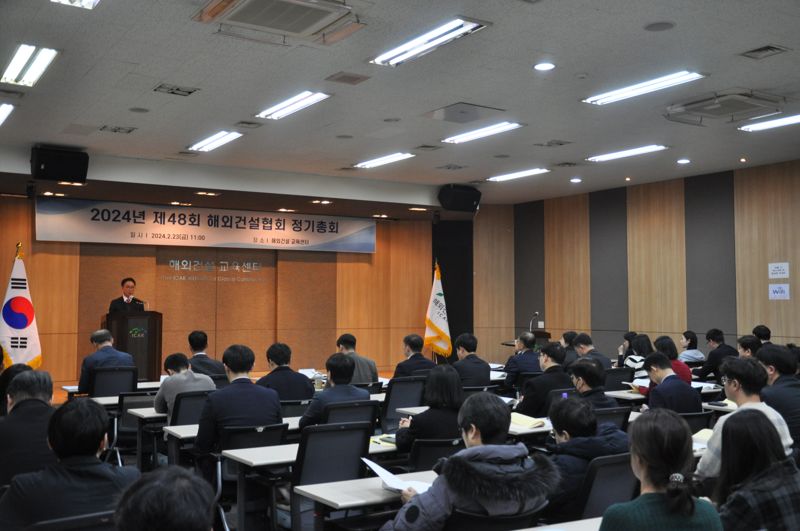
109, 277, 145, 313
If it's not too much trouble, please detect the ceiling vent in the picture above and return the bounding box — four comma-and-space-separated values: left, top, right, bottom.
234, 121, 262, 129
664, 89, 784, 125
741, 44, 791, 60
325, 71, 370, 85
154, 83, 200, 96
195, 0, 352, 38
99, 125, 137, 134
436, 164, 467, 171
554, 161, 580, 168
414, 144, 442, 151
532, 139, 572, 147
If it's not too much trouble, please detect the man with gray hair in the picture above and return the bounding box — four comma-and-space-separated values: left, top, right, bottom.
0, 370, 57, 484
77, 329, 135, 394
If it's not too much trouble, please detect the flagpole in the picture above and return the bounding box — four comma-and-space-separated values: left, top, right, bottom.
15, 242, 23, 259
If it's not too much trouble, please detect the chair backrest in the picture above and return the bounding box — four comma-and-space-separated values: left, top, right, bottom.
544, 388, 578, 415
516, 372, 543, 392
90, 367, 137, 397
442, 499, 548, 531
604, 367, 634, 391
409, 438, 464, 471
170, 390, 213, 426
293, 422, 372, 486
321, 400, 380, 431
462, 385, 499, 399
209, 373, 229, 389
578, 453, 638, 518
117, 391, 157, 433
281, 399, 312, 418
220, 423, 288, 480
679, 411, 714, 434
382, 377, 426, 433
352, 382, 383, 394
594, 406, 632, 432
412, 369, 432, 377
29, 510, 115, 530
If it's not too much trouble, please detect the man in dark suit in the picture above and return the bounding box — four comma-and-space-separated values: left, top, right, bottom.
0, 370, 57, 485
195, 344, 282, 457
504, 331, 542, 390
256, 342, 314, 400
570, 358, 618, 409
0, 398, 140, 529
516, 342, 573, 418
452, 333, 491, 386
752, 324, 772, 345
573, 333, 612, 369
77, 329, 135, 395
758, 344, 800, 449
644, 353, 702, 413
299, 353, 370, 429
692, 328, 737, 383
108, 277, 145, 313
393, 334, 436, 378
187, 330, 225, 376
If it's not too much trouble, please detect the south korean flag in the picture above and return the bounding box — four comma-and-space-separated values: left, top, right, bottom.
1, 251, 42, 368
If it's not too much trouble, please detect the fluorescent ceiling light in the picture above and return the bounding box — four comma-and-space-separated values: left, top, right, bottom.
487, 167, 549, 182
255, 91, 330, 120
677, 158, 691, 164
587, 144, 668, 162
0, 104, 14, 127
354, 152, 415, 169
188, 131, 242, 152
442, 121, 523, 144
570, 177, 582, 183
582, 71, 705, 105
409, 207, 428, 212
50, 0, 101, 9
738, 113, 800, 132
2, 45, 58, 87
534, 62, 555, 71
57, 181, 86, 186
278, 208, 295, 213
371, 18, 486, 66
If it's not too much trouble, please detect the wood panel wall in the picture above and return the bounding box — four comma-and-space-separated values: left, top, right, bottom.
543, 194, 592, 341
626, 179, 687, 341
473, 205, 515, 363
735, 160, 800, 342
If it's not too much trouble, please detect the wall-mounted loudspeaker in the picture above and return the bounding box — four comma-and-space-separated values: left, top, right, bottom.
437, 184, 481, 212
30, 146, 88, 183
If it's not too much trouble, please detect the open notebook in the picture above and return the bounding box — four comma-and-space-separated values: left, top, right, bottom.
362, 458, 432, 494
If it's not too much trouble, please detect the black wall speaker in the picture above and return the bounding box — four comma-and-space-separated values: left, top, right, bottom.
437, 184, 481, 212
30, 146, 88, 183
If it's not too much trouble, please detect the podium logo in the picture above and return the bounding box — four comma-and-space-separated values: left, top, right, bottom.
129, 327, 147, 338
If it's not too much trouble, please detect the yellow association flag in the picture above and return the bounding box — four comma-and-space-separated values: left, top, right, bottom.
1, 244, 42, 368
424, 262, 451, 356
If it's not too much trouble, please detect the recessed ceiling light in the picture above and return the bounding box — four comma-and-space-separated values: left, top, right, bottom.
311, 199, 333, 205
50, 0, 101, 9
625, 177, 632, 182
0, 104, 14, 127
371, 18, 487, 67
278, 208, 296, 213
188, 131, 242, 152
738, 113, 800, 132
409, 207, 428, 212
739, 157, 747, 163
372, 214, 389, 218
1, 45, 58, 87
42, 191, 54, 196
54, 192, 66, 197
194, 191, 221, 196
354, 152, 415, 169
442, 121, 524, 144
570, 177, 582, 183
582, 71, 705, 105
170, 201, 180, 205
57, 181, 86, 186
534, 62, 555, 71
587, 144, 668, 162
677, 158, 691, 164
255, 91, 330, 120
487, 167, 550, 182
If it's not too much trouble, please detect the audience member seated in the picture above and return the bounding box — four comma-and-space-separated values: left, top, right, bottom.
573, 333, 611, 369
752, 324, 772, 345
255, 342, 315, 400
452, 333, 490, 387
692, 328, 737, 383
154, 353, 216, 422
515, 342, 572, 418
395, 365, 463, 453
504, 331, 542, 389
381, 393, 559, 530
757, 344, 800, 450
695, 357, 793, 482
789, 343, 800, 376
115, 466, 215, 531
654, 336, 692, 382
0, 398, 140, 529
77, 329, 135, 394
0, 370, 57, 485
0, 364, 33, 416
336, 333, 379, 385
559, 331, 579, 367
393, 334, 436, 378
187, 330, 225, 377
736, 334, 761, 357
298, 353, 370, 430
643, 353, 702, 414
570, 359, 618, 409
545, 398, 629, 522
599, 409, 722, 530
616, 331, 638, 362
678, 330, 705, 363
715, 409, 800, 531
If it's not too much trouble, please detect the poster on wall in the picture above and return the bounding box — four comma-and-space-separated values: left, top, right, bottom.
768, 262, 790, 279
35, 198, 376, 253
768, 284, 790, 301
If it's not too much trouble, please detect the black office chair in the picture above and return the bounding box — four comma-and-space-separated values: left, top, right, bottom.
89, 366, 137, 397
171, 390, 213, 426
594, 406, 632, 432
604, 367, 634, 391
321, 400, 381, 432
209, 373, 229, 389
107, 390, 157, 466
679, 411, 714, 434
442, 499, 548, 531
462, 385, 499, 399
29, 510, 115, 530
516, 372, 543, 393
381, 377, 426, 433
408, 438, 464, 471
280, 399, 313, 418
352, 382, 383, 394
576, 453, 638, 518
412, 369, 432, 377
544, 388, 578, 415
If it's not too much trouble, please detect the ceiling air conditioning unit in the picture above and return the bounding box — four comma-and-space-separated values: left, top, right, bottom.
664, 89, 784, 126
194, 0, 352, 38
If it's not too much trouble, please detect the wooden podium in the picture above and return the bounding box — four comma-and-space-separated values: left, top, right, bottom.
105, 311, 162, 381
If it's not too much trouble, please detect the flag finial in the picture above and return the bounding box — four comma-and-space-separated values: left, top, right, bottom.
15, 242, 23, 259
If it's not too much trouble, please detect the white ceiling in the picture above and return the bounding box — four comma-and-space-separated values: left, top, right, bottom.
1, 0, 800, 204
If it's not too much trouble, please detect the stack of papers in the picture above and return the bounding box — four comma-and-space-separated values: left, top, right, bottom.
363, 458, 432, 494
299, 368, 324, 380
510, 412, 546, 428
489, 363, 505, 370
692, 428, 713, 452
690, 381, 719, 391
